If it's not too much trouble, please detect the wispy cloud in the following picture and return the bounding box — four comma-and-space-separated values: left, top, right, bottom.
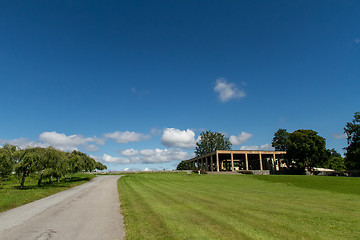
240, 143, 274, 151
332, 133, 347, 139
130, 87, 150, 95
355, 38, 360, 44
214, 78, 246, 103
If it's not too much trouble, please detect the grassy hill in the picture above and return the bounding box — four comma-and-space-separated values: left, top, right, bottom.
118, 173, 360, 240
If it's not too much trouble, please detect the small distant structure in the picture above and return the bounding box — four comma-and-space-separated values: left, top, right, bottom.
184, 150, 287, 173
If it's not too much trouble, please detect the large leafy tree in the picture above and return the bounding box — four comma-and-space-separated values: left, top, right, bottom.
195, 130, 232, 156
344, 112, 360, 170
324, 148, 345, 171
176, 161, 190, 170
272, 129, 289, 151
95, 161, 107, 171
0, 145, 15, 184
3, 145, 107, 188
286, 129, 327, 170
40, 147, 66, 184
15, 147, 40, 189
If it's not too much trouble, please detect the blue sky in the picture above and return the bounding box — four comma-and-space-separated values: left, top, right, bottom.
1, 1, 359, 171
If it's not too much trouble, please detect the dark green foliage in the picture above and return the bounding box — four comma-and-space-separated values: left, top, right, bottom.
95, 161, 107, 170
286, 129, 327, 170
195, 130, 232, 156
15, 147, 40, 189
0, 146, 14, 184
344, 112, 360, 170
324, 149, 345, 171
176, 160, 189, 170
0, 144, 106, 188
272, 129, 289, 151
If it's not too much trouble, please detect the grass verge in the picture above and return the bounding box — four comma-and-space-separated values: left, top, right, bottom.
0, 173, 95, 212
118, 173, 360, 240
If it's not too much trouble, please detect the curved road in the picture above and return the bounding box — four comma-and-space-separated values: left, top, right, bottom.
0, 175, 125, 240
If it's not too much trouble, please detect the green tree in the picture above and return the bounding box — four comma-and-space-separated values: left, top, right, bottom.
272, 129, 290, 151
195, 131, 232, 157
286, 129, 327, 170
176, 161, 190, 170
324, 148, 345, 171
15, 147, 40, 189
41, 147, 67, 184
31, 147, 48, 186
0, 145, 15, 184
344, 112, 360, 170
95, 161, 107, 171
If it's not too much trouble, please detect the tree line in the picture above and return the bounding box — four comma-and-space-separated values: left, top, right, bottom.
177, 111, 360, 171
272, 112, 360, 171
0, 145, 107, 188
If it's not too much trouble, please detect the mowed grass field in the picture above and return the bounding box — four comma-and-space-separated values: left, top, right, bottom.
118, 173, 360, 240
0, 173, 95, 212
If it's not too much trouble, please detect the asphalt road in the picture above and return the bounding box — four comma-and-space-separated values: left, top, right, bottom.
0, 175, 125, 240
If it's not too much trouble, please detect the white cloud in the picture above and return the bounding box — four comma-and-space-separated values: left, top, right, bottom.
229, 132, 253, 145
332, 133, 347, 139
119, 148, 139, 156
0, 138, 46, 149
214, 78, 246, 103
139, 148, 192, 164
104, 131, 151, 144
39, 131, 103, 152
92, 148, 192, 165
40, 132, 89, 146
161, 128, 198, 148
0, 132, 104, 152
355, 38, 360, 44
101, 154, 130, 164
240, 143, 274, 151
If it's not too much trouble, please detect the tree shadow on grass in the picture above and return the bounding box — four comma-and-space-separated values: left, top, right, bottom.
11, 176, 93, 190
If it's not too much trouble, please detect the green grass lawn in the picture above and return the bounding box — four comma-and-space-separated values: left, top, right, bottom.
0, 173, 95, 212
118, 173, 360, 240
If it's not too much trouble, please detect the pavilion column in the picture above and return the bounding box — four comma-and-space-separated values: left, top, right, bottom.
277, 154, 281, 169
216, 151, 220, 172
205, 157, 208, 171
245, 153, 249, 170
273, 153, 276, 170
231, 153, 234, 172
197, 159, 200, 170
259, 154, 263, 171
201, 158, 204, 170
210, 155, 214, 171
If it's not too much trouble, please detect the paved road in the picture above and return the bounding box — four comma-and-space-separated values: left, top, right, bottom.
0, 175, 125, 240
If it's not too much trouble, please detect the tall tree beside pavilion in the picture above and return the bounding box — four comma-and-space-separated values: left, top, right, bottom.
344, 112, 360, 170
195, 130, 232, 157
